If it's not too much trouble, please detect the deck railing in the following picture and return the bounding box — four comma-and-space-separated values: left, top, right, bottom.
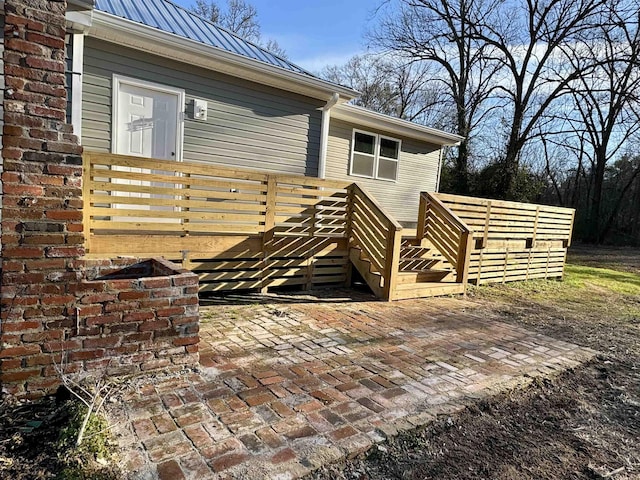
416, 192, 473, 285
348, 184, 403, 300
83, 152, 407, 299
433, 193, 575, 284
83, 152, 574, 296
83, 152, 351, 240
83, 152, 403, 292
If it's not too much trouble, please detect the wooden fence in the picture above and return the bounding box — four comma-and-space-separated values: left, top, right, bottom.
83, 153, 576, 297
433, 193, 575, 284
83, 152, 353, 292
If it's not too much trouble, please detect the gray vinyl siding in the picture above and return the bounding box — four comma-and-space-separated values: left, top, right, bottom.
81, 37, 323, 176
326, 118, 442, 225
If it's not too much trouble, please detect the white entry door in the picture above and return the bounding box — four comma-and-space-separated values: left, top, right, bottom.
115, 81, 181, 160
112, 76, 184, 224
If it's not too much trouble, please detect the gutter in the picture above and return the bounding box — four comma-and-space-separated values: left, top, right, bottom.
318, 93, 340, 179
333, 104, 463, 146
90, 11, 359, 102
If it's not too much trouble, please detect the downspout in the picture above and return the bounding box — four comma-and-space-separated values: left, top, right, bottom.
318, 93, 340, 179
435, 147, 444, 192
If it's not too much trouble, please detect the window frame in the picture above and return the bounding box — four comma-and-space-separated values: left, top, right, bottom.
349, 129, 401, 182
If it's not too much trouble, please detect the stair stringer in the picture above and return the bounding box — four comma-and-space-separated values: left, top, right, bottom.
349, 247, 385, 298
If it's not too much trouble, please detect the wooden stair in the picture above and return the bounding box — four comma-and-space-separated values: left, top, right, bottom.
350, 242, 463, 301
348, 186, 473, 301
349, 246, 385, 298
392, 281, 465, 300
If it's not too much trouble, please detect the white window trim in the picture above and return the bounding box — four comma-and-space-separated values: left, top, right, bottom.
111, 74, 185, 161
349, 129, 401, 182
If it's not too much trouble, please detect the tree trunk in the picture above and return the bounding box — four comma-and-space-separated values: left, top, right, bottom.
502, 110, 524, 200
502, 146, 520, 200
453, 139, 469, 194
586, 152, 607, 244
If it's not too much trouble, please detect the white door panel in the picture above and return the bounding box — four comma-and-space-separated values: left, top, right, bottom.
112, 78, 183, 225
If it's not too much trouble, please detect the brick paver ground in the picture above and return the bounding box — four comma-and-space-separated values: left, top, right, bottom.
109, 292, 595, 479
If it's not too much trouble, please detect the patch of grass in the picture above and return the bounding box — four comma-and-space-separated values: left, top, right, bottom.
564, 264, 640, 295
56, 402, 120, 480
470, 263, 640, 320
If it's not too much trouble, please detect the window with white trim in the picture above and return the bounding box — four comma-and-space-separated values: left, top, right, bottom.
349, 130, 401, 181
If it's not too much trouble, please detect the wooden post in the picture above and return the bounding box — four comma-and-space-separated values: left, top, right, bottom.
502, 248, 509, 284
382, 225, 402, 301
481, 201, 491, 249
182, 172, 191, 237
545, 245, 551, 279
566, 210, 576, 247
82, 153, 91, 253
261, 175, 277, 293
310, 194, 318, 239
344, 184, 355, 287
531, 206, 540, 248
456, 229, 473, 289
416, 193, 428, 243
305, 256, 313, 291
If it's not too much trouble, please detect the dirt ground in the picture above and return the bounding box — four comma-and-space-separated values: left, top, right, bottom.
0, 391, 120, 480
309, 246, 640, 480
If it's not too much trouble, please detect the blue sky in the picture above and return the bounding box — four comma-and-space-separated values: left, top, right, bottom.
173, 0, 378, 72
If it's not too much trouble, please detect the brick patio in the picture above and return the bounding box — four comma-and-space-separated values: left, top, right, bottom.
109, 291, 594, 479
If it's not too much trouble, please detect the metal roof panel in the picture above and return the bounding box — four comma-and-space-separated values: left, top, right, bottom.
95, 0, 311, 76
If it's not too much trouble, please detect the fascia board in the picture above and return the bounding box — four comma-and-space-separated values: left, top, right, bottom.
332, 104, 464, 146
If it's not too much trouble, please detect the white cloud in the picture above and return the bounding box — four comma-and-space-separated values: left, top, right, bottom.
296, 51, 364, 73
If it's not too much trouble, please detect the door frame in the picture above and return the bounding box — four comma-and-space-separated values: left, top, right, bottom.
111, 74, 185, 162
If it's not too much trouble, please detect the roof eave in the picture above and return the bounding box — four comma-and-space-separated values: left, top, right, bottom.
332, 104, 464, 146
89, 11, 359, 102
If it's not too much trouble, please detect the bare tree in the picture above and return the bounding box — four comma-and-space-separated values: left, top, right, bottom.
193, 0, 221, 23
322, 54, 450, 127
193, 0, 259, 41
372, 0, 503, 194
466, 0, 610, 199
191, 0, 287, 57
563, 1, 640, 242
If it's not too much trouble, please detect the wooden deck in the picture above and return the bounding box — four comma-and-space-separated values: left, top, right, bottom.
82, 152, 575, 300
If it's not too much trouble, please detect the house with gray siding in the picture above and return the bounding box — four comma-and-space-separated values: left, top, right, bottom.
65, 0, 462, 226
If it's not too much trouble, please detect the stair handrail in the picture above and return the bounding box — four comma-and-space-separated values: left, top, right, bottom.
348, 183, 403, 301
417, 192, 473, 285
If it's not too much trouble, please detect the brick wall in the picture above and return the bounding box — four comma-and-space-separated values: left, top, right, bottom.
1, 1, 201, 398
1, 0, 86, 397
1, 12, 5, 234
73, 258, 200, 376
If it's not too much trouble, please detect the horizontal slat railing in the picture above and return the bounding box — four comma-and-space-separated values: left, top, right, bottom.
417, 192, 473, 285
84, 152, 269, 236
432, 193, 575, 284
83, 152, 354, 294
348, 183, 403, 300
434, 193, 575, 247
83, 152, 351, 240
